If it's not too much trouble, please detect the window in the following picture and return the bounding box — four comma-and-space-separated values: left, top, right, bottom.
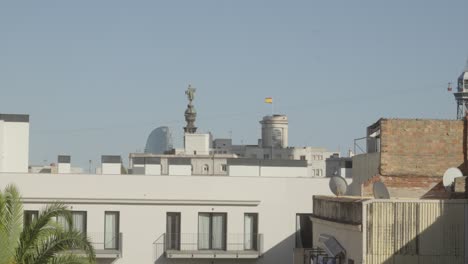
198, 213, 227, 250
244, 213, 258, 250
221, 164, 227, 172
166, 212, 181, 250
300, 155, 306, 161
202, 164, 209, 174
72, 211, 87, 234
296, 214, 313, 248
263, 154, 269, 159
105, 212, 120, 250
56, 211, 87, 234
24, 210, 39, 227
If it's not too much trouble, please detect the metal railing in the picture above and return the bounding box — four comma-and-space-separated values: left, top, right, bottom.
156, 233, 262, 252
86, 232, 123, 252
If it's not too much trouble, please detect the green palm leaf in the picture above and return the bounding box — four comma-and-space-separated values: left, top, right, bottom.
0, 184, 96, 264
0, 185, 23, 264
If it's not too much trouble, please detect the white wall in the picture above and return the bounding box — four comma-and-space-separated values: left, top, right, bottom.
0, 121, 29, 173
260, 166, 307, 177
57, 163, 71, 174
101, 163, 121, 175
168, 165, 191, 176
229, 165, 260, 177
0, 173, 337, 264
145, 164, 161, 175
184, 133, 210, 155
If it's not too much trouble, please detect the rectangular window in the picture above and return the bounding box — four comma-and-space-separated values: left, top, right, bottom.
104, 212, 120, 250
296, 214, 313, 248
166, 212, 181, 250
72, 211, 87, 234
55, 211, 87, 234
198, 213, 227, 250
244, 213, 258, 250
24, 210, 39, 227
263, 154, 269, 159
300, 155, 306, 161
221, 164, 227, 172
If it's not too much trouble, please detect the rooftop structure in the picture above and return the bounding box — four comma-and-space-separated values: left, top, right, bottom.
0, 114, 29, 173
352, 118, 468, 198
309, 195, 466, 264
302, 116, 468, 264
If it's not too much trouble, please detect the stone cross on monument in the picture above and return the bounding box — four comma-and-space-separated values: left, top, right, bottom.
184, 84, 197, 133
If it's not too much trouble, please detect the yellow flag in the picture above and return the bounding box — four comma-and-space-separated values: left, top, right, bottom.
265, 97, 273, 104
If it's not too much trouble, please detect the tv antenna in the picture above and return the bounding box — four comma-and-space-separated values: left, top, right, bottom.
373, 182, 390, 199
443, 167, 463, 192
329, 176, 348, 196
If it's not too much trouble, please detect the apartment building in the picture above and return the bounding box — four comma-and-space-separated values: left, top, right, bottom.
305, 117, 468, 264
4, 172, 335, 264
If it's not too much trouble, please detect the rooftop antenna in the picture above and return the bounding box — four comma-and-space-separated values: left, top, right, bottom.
373, 182, 390, 199
443, 167, 463, 192
329, 176, 348, 196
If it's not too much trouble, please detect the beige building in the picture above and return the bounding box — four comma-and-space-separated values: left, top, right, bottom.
304, 117, 468, 264
310, 196, 467, 264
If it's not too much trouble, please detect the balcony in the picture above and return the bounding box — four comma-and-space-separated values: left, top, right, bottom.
87, 232, 123, 259
154, 233, 262, 259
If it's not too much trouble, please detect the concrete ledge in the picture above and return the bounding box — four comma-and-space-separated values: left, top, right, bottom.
165, 250, 260, 259
22, 197, 261, 206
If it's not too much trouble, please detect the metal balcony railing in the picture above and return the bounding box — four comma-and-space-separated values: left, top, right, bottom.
86, 232, 123, 252
154, 233, 263, 259
164, 233, 261, 251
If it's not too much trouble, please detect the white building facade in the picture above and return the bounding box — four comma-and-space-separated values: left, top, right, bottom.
1, 173, 335, 264
0, 114, 29, 173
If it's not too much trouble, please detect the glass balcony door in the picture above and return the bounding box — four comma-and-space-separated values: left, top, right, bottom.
198, 213, 226, 250
104, 212, 119, 250
244, 213, 258, 250
166, 212, 181, 250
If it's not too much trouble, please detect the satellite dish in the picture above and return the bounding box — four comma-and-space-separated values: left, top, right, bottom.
443, 167, 463, 191
373, 182, 390, 199
329, 176, 348, 196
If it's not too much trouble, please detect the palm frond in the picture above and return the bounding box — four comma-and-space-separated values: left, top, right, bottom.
0, 184, 23, 264
48, 253, 93, 264
25, 230, 95, 264
15, 203, 72, 263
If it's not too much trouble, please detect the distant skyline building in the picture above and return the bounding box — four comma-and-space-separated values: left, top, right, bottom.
144, 126, 173, 154
453, 62, 468, 119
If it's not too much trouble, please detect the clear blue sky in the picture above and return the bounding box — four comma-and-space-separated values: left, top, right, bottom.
1, 0, 467, 169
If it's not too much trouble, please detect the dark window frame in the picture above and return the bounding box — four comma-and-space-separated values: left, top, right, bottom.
295, 213, 313, 248
197, 212, 227, 250
24, 210, 39, 228
104, 211, 120, 250
71, 211, 88, 235
244, 213, 259, 250
166, 212, 181, 250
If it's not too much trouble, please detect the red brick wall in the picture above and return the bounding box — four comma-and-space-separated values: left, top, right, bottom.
380, 119, 466, 177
